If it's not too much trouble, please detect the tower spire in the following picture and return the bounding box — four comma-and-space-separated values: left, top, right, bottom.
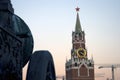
75, 7, 82, 33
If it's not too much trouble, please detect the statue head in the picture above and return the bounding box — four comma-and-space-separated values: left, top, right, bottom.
0, 0, 14, 13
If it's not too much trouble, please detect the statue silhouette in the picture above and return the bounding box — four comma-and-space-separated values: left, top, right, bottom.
0, 0, 56, 80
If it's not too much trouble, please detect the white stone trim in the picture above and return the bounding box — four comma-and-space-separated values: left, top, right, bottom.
78, 60, 89, 77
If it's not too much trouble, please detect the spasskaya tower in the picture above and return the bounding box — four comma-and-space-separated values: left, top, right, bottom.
65, 7, 95, 80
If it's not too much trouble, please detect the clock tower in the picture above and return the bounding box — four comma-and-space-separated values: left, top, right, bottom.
65, 7, 95, 80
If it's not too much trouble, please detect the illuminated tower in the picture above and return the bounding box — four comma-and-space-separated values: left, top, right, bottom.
65, 7, 95, 80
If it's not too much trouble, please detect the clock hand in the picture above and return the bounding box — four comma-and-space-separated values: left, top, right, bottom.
80, 52, 84, 56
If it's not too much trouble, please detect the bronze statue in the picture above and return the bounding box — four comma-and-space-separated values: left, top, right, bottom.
0, 0, 34, 67
0, 0, 56, 80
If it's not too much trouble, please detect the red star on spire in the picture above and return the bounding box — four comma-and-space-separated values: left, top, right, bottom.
76, 7, 80, 12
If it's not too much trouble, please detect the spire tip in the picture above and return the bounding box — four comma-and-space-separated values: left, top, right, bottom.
76, 7, 80, 12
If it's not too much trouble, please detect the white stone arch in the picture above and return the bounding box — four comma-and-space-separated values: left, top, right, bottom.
78, 61, 89, 77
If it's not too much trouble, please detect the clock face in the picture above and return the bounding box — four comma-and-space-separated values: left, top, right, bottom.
76, 48, 86, 58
